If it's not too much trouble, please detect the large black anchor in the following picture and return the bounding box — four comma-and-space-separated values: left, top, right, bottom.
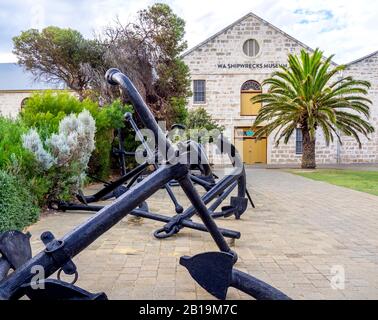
0, 69, 287, 301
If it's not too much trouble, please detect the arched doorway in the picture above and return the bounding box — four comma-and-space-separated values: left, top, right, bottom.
240, 80, 262, 116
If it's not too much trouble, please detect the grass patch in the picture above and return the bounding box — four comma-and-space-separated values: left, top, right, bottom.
291, 169, 378, 196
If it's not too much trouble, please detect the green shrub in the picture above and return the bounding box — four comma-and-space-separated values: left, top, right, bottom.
185, 107, 224, 131
185, 107, 224, 143
21, 91, 133, 178
21, 90, 86, 138
0, 170, 40, 233
0, 117, 36, 172
0, 116, 53, 205
171, 97, 188, 125
85, 100, 133, 177
23, 110, 97, 203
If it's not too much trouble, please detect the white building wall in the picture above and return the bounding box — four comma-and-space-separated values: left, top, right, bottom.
341, 53, 378, 163
0, 91, 31, 118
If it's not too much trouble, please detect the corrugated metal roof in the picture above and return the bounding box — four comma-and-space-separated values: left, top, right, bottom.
0, 63, 64, 90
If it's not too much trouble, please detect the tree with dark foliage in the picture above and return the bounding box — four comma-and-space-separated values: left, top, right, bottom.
13, 3, 191, 124
13, 26, 104, 98
90, 3, 191, 124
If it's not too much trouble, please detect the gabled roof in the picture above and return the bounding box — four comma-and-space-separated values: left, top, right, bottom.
182, 12, 338, 66
0, 63, 64, 91
346, 50, 378, 66
182, 12, 315, 58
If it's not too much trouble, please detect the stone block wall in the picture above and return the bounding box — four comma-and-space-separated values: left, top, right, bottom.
0, 91, 31, 118
341, 53, 378, 163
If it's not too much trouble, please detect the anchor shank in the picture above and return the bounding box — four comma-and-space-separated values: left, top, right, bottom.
230, 269, 291, 300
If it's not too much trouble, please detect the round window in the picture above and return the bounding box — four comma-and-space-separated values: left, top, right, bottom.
243, 39, 260, 57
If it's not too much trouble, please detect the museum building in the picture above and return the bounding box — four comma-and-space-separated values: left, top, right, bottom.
182, 12, 378, 165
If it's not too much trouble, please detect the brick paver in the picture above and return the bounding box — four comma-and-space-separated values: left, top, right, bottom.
27, 168, 378, 300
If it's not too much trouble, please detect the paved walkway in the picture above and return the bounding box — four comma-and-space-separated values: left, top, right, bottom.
28, 168, 378, 300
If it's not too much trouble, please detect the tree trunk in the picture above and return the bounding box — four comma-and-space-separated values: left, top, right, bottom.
301, 129, 316, 169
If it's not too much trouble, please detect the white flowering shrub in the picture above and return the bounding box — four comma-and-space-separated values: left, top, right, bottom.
22, 110, 96, 202
22, 128, 55, 170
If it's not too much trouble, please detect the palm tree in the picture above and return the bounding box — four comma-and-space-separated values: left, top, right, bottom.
251, 49, 374, 169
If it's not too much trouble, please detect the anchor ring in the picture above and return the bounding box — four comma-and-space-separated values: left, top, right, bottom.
153, 227, 177, 239
57, 268, 79, 285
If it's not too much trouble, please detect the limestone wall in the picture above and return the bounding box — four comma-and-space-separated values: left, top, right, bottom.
341, 53, 378, 163
0, 91, 31, 118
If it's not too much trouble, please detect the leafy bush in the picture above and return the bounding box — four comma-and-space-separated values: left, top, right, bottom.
21, 90, 86, 138
0, 117, 36, 172
185, 107, 224, 131
185, 107, 224, 143
0, 170, 40, 233
85, 100, 133, 177
23, 110, 96, 203
0, 116, 49, 206
171, 97, 188, 125
21, 91, 133, 178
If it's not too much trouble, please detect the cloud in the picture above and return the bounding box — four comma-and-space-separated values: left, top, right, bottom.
294, 9, 333, 20
0, 0, 377, 64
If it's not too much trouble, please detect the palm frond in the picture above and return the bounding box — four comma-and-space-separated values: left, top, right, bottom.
252, 48, 373, 149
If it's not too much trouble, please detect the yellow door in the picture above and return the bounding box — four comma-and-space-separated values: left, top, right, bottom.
249, 137, 267, 164
234, 127, 267, 164
240, 92, 262, 116
243, 138, 252, 164
243, 138, 267, 164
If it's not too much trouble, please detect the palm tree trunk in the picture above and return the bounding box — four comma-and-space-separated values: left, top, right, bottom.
301, 129, 316, 169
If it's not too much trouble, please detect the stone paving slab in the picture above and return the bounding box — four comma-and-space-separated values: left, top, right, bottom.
27, 168, 378, 300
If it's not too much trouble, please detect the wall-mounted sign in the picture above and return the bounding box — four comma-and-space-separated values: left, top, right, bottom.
217, 63, 288, 69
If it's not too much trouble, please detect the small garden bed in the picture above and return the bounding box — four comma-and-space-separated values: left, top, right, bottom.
0, 91, 132, 232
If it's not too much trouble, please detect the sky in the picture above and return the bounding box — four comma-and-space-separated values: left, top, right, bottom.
0, 0, 378, 64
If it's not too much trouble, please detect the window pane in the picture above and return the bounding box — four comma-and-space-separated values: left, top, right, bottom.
193, 80, 206, 103
241, 80, 261, 91
243, 39, 260, 57
296, 128, 303, 154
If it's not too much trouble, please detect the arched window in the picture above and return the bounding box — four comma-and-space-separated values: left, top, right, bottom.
20, 97, 30, 111
241, 80, 261, 92
240, 80, 262, 116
